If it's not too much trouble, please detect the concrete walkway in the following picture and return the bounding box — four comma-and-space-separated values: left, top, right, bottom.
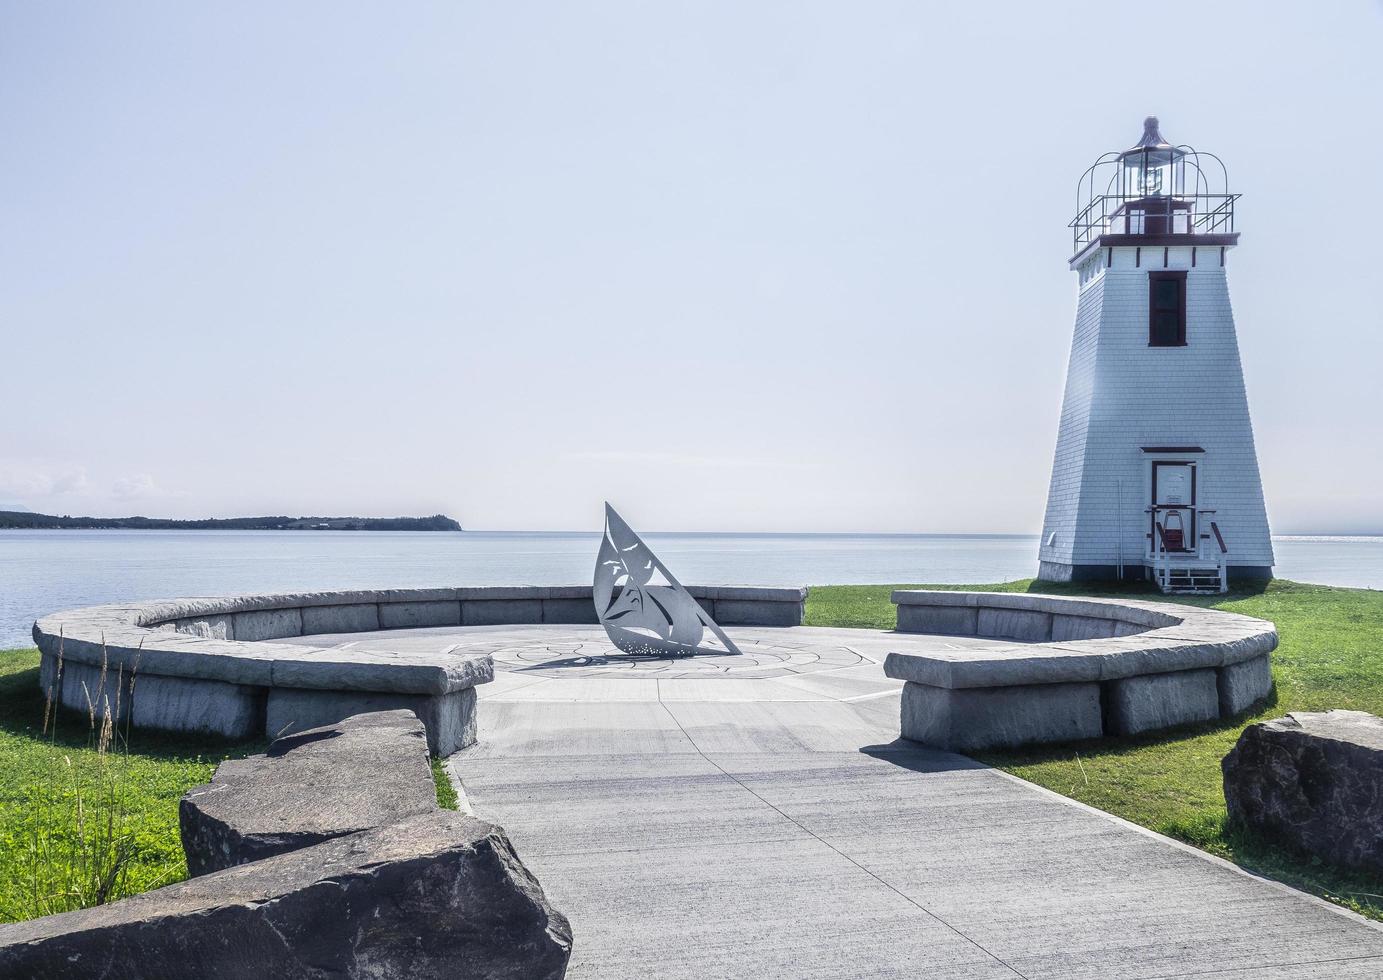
308, 625, 1383, 978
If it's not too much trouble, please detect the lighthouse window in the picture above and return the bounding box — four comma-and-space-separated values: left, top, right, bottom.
1148, 271, 1187, 347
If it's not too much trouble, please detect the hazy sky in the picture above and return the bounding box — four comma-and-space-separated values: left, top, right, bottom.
2, 2, 1380, 533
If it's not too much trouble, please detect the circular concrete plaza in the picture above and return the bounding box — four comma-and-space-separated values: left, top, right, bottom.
296, 623, 1001, 693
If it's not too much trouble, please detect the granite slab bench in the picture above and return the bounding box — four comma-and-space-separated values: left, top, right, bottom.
32, 584, 806, 753
884, 591, 1277, 750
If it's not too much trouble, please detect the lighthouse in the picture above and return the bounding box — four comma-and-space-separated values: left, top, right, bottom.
1037, 117, 1273, 593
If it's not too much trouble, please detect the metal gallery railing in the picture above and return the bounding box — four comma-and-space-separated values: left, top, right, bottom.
1070, 193, 1239, 254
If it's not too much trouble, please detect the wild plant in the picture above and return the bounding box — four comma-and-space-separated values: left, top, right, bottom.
23, 634, 153, 917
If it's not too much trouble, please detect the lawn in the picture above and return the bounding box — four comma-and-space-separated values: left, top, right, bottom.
2, 578, 1379, 925
0, 648, 455, 924
807, 579, 1383, 921
0, 649, 260, 923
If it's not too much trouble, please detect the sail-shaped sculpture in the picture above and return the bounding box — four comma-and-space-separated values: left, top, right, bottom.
593, 503, 742, 657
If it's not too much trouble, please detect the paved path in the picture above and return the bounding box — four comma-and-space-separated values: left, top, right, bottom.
309, 625, 1383, 979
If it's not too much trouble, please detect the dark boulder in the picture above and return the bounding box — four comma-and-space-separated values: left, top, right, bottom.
0, 811, 573, 980
1223, 709, 1383, 872
180, 708, 438, 875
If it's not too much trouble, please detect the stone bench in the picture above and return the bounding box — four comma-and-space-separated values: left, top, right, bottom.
884, 591, 1277, 750
32, 584, 806, 754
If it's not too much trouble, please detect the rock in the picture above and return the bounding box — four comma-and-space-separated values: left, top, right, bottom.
1223, 709, 1383, 873
180, 709, 438, 876
0, 811, 574, 980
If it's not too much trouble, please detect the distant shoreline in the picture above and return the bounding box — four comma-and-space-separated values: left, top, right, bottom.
0, 512, 462, 532
0, 520, 1378, 538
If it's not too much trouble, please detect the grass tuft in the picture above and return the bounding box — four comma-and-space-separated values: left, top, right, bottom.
431, 756, 459, 811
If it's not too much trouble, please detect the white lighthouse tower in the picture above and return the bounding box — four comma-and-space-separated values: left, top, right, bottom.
1038, 117, 1273, 592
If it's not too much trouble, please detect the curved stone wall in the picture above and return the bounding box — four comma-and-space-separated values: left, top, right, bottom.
31, 585, 808, 753
32, 585, 1268, 755
886, 591, 1278, 750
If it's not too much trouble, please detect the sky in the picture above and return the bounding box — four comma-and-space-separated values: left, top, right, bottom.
2, 2, 1380, 534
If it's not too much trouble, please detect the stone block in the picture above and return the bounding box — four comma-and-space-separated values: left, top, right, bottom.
378, 600, 462, 629
380, 587, 461, 604
462, 599, 544, 626
180, 710, 437, 875
0, 812, 574, 980
1218, 654, 1273, 716
265, 687, 477, 755
1050, 614, 1118, 642
892, 590, 974, 607
539, 586, 596, 600
456, 587, 553, 601
895, 604, 978, 636
43, 655, 133, 723
542, 597, 600, 624
38, 651, 57, 697
708, 586, 807, 602
1223, 710, 1383, 873
131, 675, 264, 739
172, 615, 235, 640
232, 607, 302, 641
267, 651, 492, 696
976, 607, 1052, 642
714, 598, 803, 627
300, 603, 380, 635
1107, 668, 1220, 736
899, 680, 1102, 751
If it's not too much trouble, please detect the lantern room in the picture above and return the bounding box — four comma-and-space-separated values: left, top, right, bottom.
1070, 116, 1237, 256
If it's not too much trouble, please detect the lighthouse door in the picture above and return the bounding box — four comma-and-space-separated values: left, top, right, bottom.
1152, 462, 1196, 553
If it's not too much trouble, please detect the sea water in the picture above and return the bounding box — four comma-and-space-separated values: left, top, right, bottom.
0, 530, 1379, 648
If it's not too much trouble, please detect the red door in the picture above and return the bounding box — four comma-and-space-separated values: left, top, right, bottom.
1152, 462, 1196, 553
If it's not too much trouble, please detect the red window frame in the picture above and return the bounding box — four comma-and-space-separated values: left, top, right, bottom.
1148, 270, 1187, 347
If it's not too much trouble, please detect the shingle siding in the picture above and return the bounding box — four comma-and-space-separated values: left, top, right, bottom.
1038, 248, 1273, 577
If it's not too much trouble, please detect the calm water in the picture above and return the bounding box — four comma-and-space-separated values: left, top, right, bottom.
1, 530, 1379, 648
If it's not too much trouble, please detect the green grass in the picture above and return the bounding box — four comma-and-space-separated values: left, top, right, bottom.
0, 646, 467, 924
807, 579, 1383, 920
431, 756, 459, 810
0, 649, 262, 923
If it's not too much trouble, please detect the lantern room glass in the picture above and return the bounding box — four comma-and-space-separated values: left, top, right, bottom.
1119, 147, 1186, 200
